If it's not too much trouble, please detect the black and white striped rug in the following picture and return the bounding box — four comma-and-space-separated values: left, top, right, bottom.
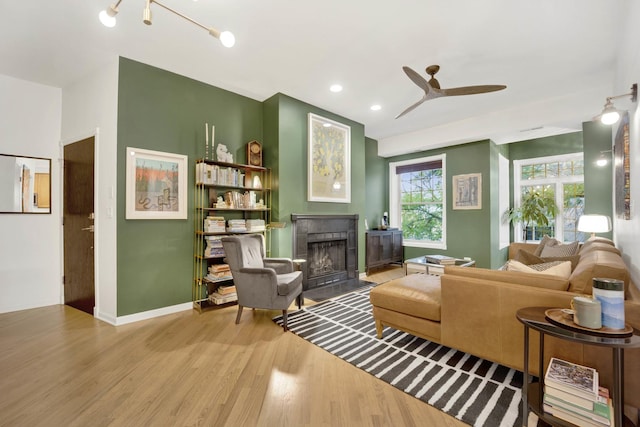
273, 287, 524, 427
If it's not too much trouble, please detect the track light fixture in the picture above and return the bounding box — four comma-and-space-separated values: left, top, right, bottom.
98, 0, 235, 48
99, 1, 122, 28
596, 83, 637, 125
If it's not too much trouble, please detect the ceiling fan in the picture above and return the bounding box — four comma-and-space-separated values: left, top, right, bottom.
395, 65, 507, 119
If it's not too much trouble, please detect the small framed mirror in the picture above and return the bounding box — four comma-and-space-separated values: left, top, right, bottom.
0, 154, 52, 214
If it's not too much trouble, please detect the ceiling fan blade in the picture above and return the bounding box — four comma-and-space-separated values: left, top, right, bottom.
402, 66, 431, 93
395, 96, 428, 119
442, 85, 506, 97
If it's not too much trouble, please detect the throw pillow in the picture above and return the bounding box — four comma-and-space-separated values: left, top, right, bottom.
505, 259, 572, 279
540, 240, 579, 257
534, 235, 555, 256
514, 249, 580, 271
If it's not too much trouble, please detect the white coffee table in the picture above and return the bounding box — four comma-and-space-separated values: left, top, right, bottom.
403, 256, 475, 276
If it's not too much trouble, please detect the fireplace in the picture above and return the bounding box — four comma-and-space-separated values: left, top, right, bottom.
291, 214, 358, 290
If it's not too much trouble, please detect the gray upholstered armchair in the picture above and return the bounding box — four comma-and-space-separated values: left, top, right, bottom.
221, 234, 303, 331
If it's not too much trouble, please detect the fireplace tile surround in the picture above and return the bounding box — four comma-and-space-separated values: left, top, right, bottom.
291, 214, 359, 290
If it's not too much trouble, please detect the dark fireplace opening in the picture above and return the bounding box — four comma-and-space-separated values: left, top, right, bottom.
307, 239, 347, 287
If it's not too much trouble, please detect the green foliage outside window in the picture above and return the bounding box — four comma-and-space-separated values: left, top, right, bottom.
400, 169, 443, 242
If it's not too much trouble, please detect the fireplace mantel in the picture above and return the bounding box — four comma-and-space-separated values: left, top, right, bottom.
291, 214, 359, 290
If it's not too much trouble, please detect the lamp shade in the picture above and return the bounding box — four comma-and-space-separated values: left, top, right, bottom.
577, 214, 611, 236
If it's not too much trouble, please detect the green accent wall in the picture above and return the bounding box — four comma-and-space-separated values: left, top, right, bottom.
582, 121, 614, 240
386, 140, 495, 268
364, 137, 388, 231
116, 58, 263, 316
262, 94, 367, 271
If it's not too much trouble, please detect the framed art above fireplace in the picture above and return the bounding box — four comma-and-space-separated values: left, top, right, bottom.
307, 113, 351, 203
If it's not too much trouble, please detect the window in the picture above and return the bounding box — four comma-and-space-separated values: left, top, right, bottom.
389, 154, 446, 249
513, 153, 585, 242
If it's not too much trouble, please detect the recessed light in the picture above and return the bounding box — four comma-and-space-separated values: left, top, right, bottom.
370, 104, 382, 111
323, 123, 332, 128
330, 84, 343, 93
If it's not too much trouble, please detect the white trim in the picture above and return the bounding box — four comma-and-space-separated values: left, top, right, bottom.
389, 153, 447, 249
513, 152, 583, 242
113, 302, 193, 326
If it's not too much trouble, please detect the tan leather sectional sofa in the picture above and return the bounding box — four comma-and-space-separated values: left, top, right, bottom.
369, 238, 640, 412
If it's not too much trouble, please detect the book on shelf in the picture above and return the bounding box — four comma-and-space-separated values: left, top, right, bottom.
545, 383, 610, 411
204, 216, 226, 233
227, 219, 247, 232
209, 264, 230, 273
544, 357, 599, 401
544, 388, 612, 426
196, 163, 246, 187
424, 254, 457, 265
208, 291, 238, 305
246, 219, 266, 232
217, 284, 236, 295
543, 398, 613, 427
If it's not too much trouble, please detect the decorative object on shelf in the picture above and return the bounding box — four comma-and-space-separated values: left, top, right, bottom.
307, 113, 351, 203
216, 143, 233, 163
125, 147, 187, 219
98, 0, 235, 47
246, 140, 262, 166
577, 214, 611, 238
204, 123, 215, 161
592, 278, 625, 329
452, 173, 482, 210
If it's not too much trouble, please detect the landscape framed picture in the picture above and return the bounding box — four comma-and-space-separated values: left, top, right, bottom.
453, 173, 482, 210
125, 147, 188, 219
307, 113, 351, 203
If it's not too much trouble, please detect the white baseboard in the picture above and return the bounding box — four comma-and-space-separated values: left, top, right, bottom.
111, 302, 193, 326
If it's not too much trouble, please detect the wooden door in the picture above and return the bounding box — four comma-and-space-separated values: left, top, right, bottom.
63, 137, 95, 314
21, 166, 31, 212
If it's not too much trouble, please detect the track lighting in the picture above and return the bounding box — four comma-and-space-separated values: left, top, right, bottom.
99, 1, 122, 28
596, 83, 637, 125
99, 0, 235, 48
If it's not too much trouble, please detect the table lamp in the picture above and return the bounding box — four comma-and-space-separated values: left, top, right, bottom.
577, 214, 612, 238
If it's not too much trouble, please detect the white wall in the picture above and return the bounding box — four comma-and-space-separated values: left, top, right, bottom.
613, 2, 640, 292
0, 75, 62, 313
61, 57, 119, 324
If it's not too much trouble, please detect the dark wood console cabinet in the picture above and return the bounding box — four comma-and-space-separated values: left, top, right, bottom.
365, 230, 403, 275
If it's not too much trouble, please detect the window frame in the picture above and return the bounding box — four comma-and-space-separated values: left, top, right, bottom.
513, 152, 584, 243
389, 154, 447, 249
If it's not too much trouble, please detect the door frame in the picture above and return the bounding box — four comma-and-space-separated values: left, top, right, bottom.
60, 128, 100, 316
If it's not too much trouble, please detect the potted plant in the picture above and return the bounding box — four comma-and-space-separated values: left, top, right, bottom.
504, 188, 559, 241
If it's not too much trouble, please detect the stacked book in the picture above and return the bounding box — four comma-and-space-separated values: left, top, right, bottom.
204, 236, 225, 258
246, 219, 266, 232
196, 163, 245, 187
208, 290, 237, 305
227, 219, 247, 232
204, 216, 226, 233
543, 357, 613, 427
206, 264, 232, 282
425, 254, 457, 265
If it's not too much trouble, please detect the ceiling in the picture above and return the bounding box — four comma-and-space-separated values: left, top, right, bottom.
0, 0, 632, 156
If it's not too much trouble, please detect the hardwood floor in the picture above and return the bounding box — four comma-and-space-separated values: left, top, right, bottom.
0, 266, 466, 426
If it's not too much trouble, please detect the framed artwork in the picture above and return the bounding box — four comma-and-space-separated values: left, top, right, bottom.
614, 112, 630, 220
453, 173, 482, 210
308, 113, 351, 203
126, 147, 188, 219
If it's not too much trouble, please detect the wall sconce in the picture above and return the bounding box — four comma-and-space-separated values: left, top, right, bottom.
595, 150, 612, 167
577, 214, 611, 238
595, 83, 637, 125
99, 0, 235, 47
